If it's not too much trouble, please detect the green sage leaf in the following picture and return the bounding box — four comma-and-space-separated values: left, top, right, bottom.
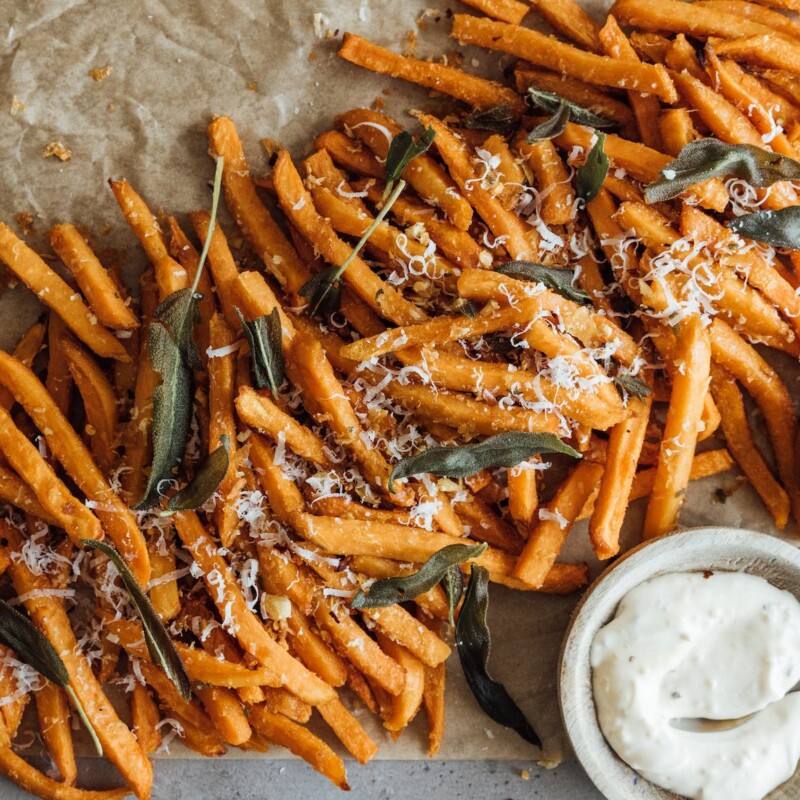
495, 261, 591, 305
82, 539, 192, 701
464, 103, 521, 136
389, 431, 580, 492
441, 565, 465, 627
167, 435, 231, 512
300, 265, 344, 320
134, 156, 224, 510
134, 322, 193, 510
728, 208, 800, 249
456, 565, 541, 747
576, 133, 609, 204
0, 598, 103, 755
614, 374, 652, 401
644, 138, 800, 204
526, 103, 571, 145
385, 126, 436, 186
351, 543, 487, 609
527, 86, 616, 130
237, 307, 285, 397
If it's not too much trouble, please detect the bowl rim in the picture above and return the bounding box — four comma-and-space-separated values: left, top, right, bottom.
557, 526, 800, 800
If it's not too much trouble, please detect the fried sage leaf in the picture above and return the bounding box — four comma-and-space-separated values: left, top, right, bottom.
644, 139, 800, 204
456, 565, 542, 747
237, 307, 284, 397
135, 155, 224, 510
441, 565, 465, 627
576, 133, 609, 204
389, 432, 581, 492
167, 435, 231, 512
83, 539, 192, 701
496, 261, 591, 305
464, 103, 521, 137
614, 374, 652, 401
384, 125, 436, 187
526, 102, 570, 145
301, 126, 435, 318
527, 86, 616, 130
728, 208, 800, 249
351, 543, 487, 609
0, 598, 103, 754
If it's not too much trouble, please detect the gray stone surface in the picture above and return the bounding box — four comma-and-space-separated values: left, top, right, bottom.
1, 758, 603, 799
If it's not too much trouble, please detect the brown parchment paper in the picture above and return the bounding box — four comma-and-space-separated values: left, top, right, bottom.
0, 0, 795, 764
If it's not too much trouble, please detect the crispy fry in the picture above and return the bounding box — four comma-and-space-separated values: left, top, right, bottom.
420, 614, 446, 758
109, 179, 187, 299
235, 386, 329, 466
208, 116, 311, 297
0, 352, 149, 582
611, 0, 774, 38
315, 129, 384, 178
0, 405, 102, 542
131, 682, 162, 755
272, 150, 426, 325
516, 136, 575, 226
0, 464, 56, 522
419, 114, 538, 259
374, 634, 425, 733
196, 685, 252, 746
714, 34, 800, 74
0, 224, 129, 361
35, 683, 76, 786
711, 365, 790, 529
643, 316, 711, 538
460, 0, 529, 24
598, 16, 662, 150
50, 224, 139, 331
337, 108, 472, 230
528, 0, 602, 51
513, 461, 604, 588
0, 749, 130, 800
508, 462, 539, 527
338, 33, 525, 113
62, 338, 118, 473
451, 15, 677, 101
45, 314, 74, 417
5, 525, 152, 800
590, 390, 653, 559
318, 698, 379, 764
173, 511, 335, 706
248, 705, 349, 790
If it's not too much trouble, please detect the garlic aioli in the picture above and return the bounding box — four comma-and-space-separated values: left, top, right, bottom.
591, 571, 800, 800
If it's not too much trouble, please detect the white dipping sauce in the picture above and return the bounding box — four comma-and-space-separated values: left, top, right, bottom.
591, 571, 800, 800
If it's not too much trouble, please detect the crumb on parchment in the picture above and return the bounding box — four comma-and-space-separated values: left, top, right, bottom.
15, 212, 35, 236
520, 770, 531, 781
10, 96, 25, 115
247, 81, 258, 92
88, 65, 112, 81
43, 141, 72, 162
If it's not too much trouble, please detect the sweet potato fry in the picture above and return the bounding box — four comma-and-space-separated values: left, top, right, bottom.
6, 525, 152, 800
272, 150, 426, 325
207, 116, 311, 297
419, 114, 538, 259
460, 0, 529, 24
711, 365, 790, 529
599, 16, 662, 150
513, 461, 604, 588
35, 683, 77, 786
0, 224, 129, 361
173, 511, 335, 706
337, 108, 472, 230
318, 697, 379, 764
0, 352, 149, 582
0, 749, 130, 800
0, 464, 56, 522
451, 15, 677, 101
62, 338, 118, 473
714, 35, 800, 75
131, 682, 162, 755
516, 137, 575, 226
248, 705, 349, 790
528, 0, 601, 51
50, 223, 139, 331
374, 634, 425, 733
109, 179, 187, 299
644, 316, 711, 538
338, 33, 525, 113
